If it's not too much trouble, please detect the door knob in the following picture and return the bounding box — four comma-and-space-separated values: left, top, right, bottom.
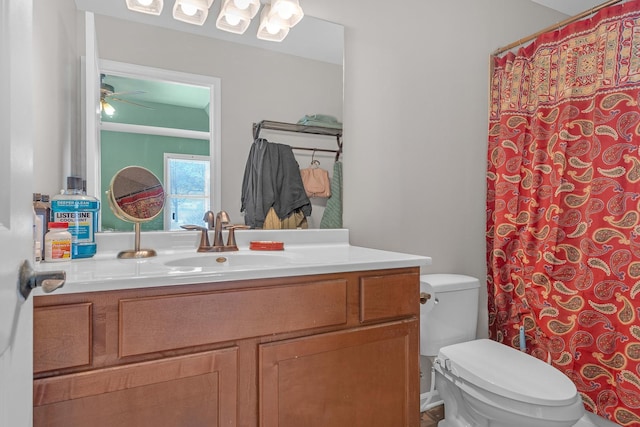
19, 260, 66, 299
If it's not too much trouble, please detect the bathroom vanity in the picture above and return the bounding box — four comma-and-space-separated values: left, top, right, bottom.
32, 230, 429, 427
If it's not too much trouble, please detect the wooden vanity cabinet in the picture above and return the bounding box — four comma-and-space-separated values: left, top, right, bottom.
33, 267, 420, 427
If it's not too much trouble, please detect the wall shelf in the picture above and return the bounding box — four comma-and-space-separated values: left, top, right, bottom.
252, 120, 343, 161
253, 120, 342, 137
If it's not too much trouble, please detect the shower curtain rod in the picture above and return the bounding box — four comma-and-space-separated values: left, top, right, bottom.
492, 0, 624, 56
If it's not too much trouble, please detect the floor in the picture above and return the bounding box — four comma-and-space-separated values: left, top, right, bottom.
420, 405, 444, 427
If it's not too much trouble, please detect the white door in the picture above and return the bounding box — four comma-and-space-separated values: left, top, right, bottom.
0, 0, 35, 425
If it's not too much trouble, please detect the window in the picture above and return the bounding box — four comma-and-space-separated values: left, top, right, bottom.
164, 154, 211, 230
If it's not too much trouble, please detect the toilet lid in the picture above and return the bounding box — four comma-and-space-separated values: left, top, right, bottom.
437, 339, 578, 406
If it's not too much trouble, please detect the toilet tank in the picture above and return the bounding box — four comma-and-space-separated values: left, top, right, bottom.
420, 274, 480, 357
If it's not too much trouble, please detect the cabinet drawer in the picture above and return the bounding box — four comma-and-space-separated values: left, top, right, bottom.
34, 348, 238, 427
119, 279, 347, 357
34, 303, 92, 373
360, 272, 419, 323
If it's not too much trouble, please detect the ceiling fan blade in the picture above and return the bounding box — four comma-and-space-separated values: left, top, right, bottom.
110, 97, 154, 110
106, 90, 145, 98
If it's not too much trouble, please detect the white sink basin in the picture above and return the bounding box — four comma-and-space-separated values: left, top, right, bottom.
165, 252, 292, 269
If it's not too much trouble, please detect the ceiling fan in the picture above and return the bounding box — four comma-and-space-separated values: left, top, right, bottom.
100, 74, 152, 116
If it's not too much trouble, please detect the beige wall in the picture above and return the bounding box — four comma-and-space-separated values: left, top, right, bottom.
33, 0, 567, 337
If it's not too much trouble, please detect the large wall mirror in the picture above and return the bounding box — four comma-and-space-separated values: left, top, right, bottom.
75, 0, 344, 231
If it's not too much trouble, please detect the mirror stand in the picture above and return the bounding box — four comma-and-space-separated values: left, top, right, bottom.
118, 223, 158, 259
107, 166, 165, 259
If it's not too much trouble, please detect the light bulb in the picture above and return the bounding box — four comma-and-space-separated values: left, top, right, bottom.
180, 3, 199, 16
233, 0, 250, 10
102, 100, 115, 116
276, 2, 295, 19
266, 21, 281, 35
225, 13, 241, 26
137, 0, 154, 6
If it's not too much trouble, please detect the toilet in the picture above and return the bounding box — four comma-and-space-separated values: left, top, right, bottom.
419, 274, 617, 427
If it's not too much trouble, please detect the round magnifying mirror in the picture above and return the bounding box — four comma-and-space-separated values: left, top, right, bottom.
106, 166, 165, 259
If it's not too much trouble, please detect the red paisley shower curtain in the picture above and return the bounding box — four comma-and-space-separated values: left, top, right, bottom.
487, 1, 640, 425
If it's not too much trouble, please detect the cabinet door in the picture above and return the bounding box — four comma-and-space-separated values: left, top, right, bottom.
34, 303, 92, 373
259, 320, 419, 427
34, 348, 237, 427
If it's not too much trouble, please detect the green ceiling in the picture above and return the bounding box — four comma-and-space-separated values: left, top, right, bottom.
103, 74, 211, 110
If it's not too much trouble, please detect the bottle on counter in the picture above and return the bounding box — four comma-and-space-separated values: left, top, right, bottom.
44, 222, 72, 262
33, 193, 50, 261
32, 197, 42, 263
50, 176, 100, 259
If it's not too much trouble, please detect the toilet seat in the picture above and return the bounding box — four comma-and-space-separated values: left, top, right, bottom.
437, 339, 578, 407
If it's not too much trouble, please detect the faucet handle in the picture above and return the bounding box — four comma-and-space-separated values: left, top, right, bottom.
181, 225, 210, 251
224, 224, 250, 249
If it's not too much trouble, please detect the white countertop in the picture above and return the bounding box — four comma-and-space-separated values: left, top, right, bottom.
34, 229, 431, 295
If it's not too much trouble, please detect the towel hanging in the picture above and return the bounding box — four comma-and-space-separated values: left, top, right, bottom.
320, 161, 343, 229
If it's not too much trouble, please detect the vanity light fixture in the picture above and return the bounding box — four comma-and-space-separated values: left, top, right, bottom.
215, 0, 259, 34
269, 0, 303, 28
172, 0, 214, 25
256, 4, 289, 42
125, 0, 164, 15
126, 0, 304, 41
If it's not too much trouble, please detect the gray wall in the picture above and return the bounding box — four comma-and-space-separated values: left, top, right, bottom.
32, 0, 567, 337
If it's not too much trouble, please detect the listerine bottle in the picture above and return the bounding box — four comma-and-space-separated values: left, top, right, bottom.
50, 176, 100, 259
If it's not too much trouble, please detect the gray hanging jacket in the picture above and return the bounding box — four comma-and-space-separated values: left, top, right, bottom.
241, 139, 311, 228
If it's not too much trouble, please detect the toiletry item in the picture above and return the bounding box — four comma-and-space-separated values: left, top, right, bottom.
51, 176, 100, 259
249, 241, 284, 251
41, 194, 51, 211
33, 193, 50, 261
44, 222, 72, 262
32, 201, 41, 262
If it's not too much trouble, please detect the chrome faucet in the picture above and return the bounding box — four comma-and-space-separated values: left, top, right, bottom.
182, 210, 242, 252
